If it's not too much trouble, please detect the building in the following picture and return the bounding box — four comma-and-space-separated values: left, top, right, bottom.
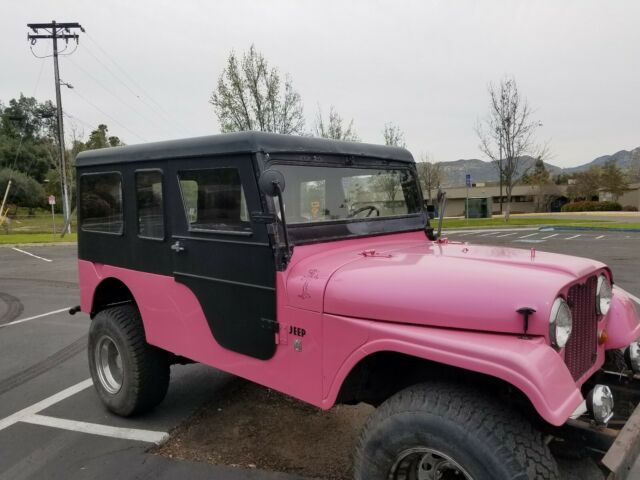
440, 181, 640, 217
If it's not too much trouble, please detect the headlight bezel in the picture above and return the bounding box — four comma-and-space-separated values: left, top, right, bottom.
549, 297, 573, 349
596, 274, 612, 316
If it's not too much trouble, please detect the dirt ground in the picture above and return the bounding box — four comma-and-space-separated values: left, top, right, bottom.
155, 378, 605, 480
154, 379, 374, 480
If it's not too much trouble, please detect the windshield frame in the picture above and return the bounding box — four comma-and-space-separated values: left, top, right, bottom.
264, 154, 428, 245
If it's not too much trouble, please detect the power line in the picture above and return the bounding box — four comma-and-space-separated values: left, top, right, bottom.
69, 88, 147, 142
84, 32, 191, 136
65, 55, 174, 136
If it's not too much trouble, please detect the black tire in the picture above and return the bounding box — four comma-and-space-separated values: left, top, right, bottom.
88, 304, 170, 416
354, 382, 559, 480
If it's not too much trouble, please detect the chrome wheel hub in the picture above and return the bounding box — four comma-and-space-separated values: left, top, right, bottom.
95, 335, 123, 394
390, 447, 472, 480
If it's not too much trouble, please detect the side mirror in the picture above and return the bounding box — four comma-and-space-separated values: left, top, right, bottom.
259, 169, 286, 197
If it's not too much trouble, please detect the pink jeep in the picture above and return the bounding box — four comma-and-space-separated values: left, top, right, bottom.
75, 132, 640, 479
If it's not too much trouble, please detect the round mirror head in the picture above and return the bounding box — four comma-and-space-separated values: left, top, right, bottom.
259, 169, 286, 197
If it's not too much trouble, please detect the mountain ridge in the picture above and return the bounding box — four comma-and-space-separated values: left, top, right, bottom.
438, 146, 639, 186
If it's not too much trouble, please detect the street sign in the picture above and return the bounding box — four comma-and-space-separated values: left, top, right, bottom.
48, 195, 56, 205
465, 174, 471, 187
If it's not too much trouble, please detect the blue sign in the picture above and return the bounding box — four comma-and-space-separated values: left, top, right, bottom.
465, 174, 471, 187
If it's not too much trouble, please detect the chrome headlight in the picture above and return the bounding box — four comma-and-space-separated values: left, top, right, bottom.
596, 275, 612, 316
550, 297, 573, 348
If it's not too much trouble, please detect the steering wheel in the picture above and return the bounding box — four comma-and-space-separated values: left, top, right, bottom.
349, 205, 380, 218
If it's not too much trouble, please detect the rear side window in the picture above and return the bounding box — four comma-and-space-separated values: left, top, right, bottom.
80, 172, 123, 234
136, 170, 164, 239
178, 168, 250, 233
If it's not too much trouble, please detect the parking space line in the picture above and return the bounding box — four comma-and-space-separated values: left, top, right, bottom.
22, 414, 168, 444
542, 234, 559, 239
0, 307, 72, 329
11, 247, 52, 262
518, 233, 538, 239
595, 235, 605, 240
0, 379, 92, 432
565, 235, 581, 240
496, 232, 517, 238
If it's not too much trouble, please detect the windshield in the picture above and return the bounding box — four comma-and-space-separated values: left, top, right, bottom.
276, 164, 422, 225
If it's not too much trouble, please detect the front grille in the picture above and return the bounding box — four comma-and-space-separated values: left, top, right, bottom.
564, 276, 598, 381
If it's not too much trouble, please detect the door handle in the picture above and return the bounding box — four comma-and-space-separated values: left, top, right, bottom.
170, 240, 185, 253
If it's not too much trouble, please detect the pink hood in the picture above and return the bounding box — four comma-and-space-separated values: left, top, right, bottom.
285, 232, 607, 336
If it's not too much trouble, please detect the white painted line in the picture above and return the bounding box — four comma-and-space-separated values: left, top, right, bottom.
496, 232, 517, 238
565, 234, 581, 240
615, 286, 640, 305
22, 414, 168, 444
0, 379, 92, 432
11, 247, 52, 262
479, 231, 499, 236
595, 235, 605, 240
518, 233, 538, 239
0, 307, 71, 329
541, 233, 558, 239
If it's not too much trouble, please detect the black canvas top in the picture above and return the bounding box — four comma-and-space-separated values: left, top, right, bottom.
75, 131, 415, 167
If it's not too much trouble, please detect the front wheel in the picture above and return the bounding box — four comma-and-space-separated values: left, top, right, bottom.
88, 304, 170, 416
354, 382, 559, 480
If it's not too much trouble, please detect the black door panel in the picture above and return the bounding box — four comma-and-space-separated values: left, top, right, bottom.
169, 155, 277, 360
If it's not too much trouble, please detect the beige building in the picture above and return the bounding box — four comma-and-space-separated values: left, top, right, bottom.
440, 182, 640, 217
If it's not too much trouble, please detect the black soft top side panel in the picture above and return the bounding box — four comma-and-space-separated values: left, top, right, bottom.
75, 131, 414, 167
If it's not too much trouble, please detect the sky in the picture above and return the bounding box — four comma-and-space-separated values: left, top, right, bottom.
3, 0, 639, 168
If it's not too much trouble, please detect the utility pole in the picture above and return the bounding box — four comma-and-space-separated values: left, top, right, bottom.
27, 21, 84, 234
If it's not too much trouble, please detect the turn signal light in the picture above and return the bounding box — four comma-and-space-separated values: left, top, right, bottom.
598, 330, 609, 345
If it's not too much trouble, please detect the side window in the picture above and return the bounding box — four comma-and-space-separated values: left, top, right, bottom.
80, 172, 123, 234
136, 170, 164, 239
177, 168, 250, 233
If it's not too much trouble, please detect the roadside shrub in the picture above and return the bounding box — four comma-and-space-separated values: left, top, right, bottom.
561, 201, 623, 212
623, 205, 639, 212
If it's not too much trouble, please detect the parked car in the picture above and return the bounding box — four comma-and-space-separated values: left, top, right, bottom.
74, 132, 640, 480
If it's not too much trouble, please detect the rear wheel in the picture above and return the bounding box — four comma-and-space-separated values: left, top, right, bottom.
88, 304, 170, 416
354, 382, 559, 480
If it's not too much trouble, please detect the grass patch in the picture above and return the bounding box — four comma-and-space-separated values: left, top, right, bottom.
0, 233, 77, 244
442, 217, 609, 228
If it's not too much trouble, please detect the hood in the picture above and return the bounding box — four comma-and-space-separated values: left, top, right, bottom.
285, 234, 607, 336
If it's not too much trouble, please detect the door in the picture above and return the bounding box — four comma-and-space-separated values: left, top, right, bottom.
168, 156, 278, 360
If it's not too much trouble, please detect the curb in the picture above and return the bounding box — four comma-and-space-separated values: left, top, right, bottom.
0, 242, 77, 248
539, 226, 640, 233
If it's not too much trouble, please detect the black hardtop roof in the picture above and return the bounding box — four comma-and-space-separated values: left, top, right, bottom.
75, 131, 415, 168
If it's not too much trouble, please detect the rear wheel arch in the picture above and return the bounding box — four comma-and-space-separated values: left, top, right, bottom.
91, 277, 136, 317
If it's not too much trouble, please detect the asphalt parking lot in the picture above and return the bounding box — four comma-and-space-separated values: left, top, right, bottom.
0, 231, 639, 480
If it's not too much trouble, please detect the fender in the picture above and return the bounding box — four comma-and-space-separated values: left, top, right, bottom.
322, 314, 584, 426
605, 288, 640, 350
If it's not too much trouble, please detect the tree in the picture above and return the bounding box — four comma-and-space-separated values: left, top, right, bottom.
600, 159, 629, 201
522, 158, 556, 211
0, 168, 46, 210
476, 77, 546, 220
383, 123, 406, 147
85, 124, 123, 150
567, 167, 601, 201
416, 153, 444, 203
628, 149, 640, 183
210, 45, 305, 134
314, 105, 359, 141
0, 95, 58, 182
